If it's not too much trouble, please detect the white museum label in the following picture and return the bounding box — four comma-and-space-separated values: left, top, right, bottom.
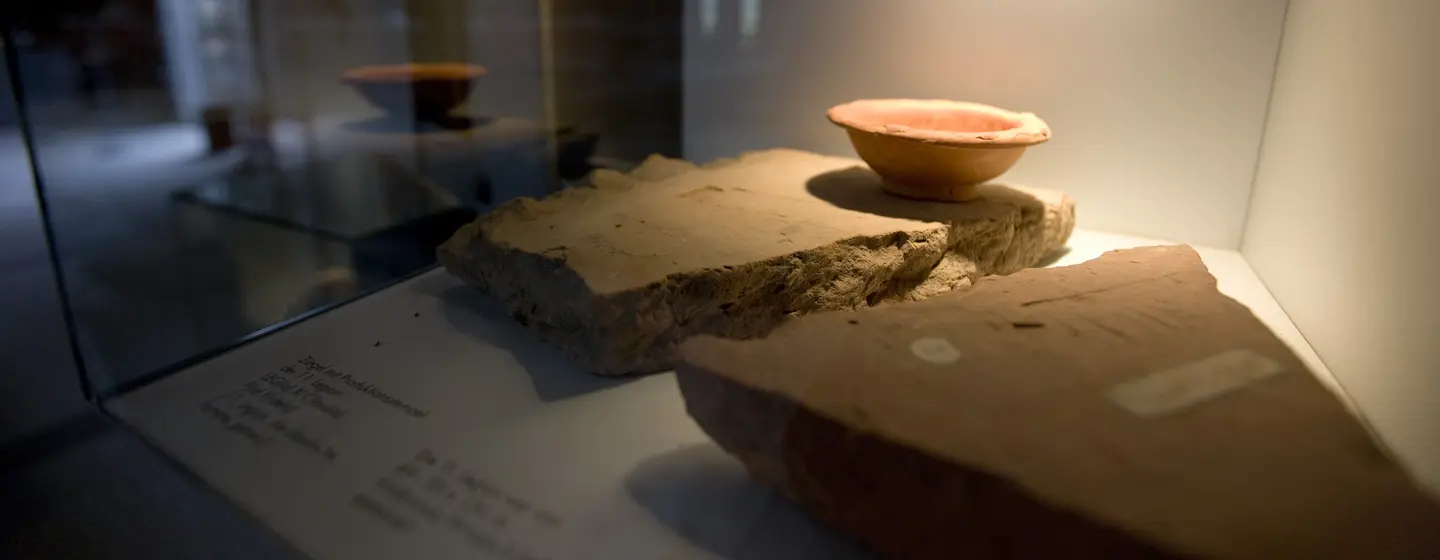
107, 271, 864, 560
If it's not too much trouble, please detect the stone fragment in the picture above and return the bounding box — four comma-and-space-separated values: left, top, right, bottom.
676, 245, 1440, 559
440, 149, 1074, 374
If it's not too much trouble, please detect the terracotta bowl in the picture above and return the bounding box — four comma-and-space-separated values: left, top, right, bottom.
827, 99, 1050, 202
341, 63, 487, 123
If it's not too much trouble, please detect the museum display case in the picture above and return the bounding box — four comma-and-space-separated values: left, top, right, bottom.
5, 0, 1440, 558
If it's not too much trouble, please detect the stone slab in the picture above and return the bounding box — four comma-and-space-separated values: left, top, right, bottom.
440, 149, 1074, 374
676, 245, 1440, 559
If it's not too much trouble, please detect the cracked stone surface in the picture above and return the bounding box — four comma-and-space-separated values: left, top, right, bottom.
676, 245, 1440, 559
439, 148, 1074, 374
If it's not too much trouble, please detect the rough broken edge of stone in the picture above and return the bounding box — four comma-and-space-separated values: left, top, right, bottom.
439, 150, 1076, 375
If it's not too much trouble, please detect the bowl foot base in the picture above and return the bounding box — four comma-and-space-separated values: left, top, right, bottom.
880, 180, 980, 203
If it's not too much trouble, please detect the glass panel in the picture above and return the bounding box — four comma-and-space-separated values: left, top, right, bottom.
0, 34, 91, 442
6, 0, 574, 393
174, 155, 463, 240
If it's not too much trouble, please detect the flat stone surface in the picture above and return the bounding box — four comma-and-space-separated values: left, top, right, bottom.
675, 245, 1440, 559
440, 148, 1074, 374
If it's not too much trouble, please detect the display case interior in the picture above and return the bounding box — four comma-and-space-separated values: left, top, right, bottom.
5, 0, 1439, 558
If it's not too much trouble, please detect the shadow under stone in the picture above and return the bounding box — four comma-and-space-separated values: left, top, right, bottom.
623, 443, 873, 560
432, 282, 635, 402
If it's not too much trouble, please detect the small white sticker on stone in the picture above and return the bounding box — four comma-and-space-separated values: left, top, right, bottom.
910, 337, 962, 365
1107, 348, 1284, 418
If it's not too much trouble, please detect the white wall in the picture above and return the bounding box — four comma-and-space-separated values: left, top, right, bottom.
1243, 0, 1440, 491
683, 0, 1288, 248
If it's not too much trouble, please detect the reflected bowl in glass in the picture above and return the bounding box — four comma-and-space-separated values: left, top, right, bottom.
341, 63, 487, 123
827, 99, 1050, 202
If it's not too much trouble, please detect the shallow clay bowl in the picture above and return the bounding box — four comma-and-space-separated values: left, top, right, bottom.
342, 63, 487, 123
827, 99, 1050, 202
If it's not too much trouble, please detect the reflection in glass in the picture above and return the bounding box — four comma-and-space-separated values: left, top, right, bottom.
740, 0, 761, 46
4, 0, 599, 393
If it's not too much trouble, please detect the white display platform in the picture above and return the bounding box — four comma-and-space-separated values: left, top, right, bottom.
107, 230, 1346, 560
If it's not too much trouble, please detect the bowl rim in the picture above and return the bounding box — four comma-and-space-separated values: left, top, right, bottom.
827, 99, 1050, 148
341, 63, 488, 83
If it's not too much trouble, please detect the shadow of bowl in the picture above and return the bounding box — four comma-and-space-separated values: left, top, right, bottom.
805, 167, 1074, 273
804, 166, 1041, 224
342, 63, 487, 124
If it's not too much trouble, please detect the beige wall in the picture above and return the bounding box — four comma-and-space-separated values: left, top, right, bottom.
1243, 0, 1440, 490
683, 0, 1288, 248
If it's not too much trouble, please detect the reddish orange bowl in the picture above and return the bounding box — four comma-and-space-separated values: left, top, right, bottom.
828, 99, 1050, 202
341, 63, 487, 122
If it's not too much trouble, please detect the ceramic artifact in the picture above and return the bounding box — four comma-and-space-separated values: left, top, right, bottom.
827, 99, 1050, 202
341, 63, 486, 123
676, 245, 1440, 559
